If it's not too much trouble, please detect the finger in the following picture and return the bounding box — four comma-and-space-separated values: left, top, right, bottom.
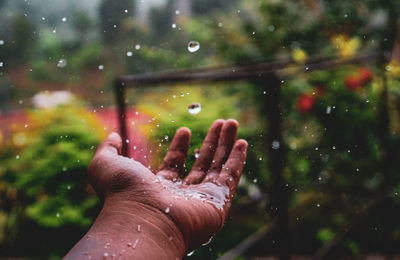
217, 139, 248, 194
184, 119, 224, 184
157, 127, 191, 180
204, 119, 238, 182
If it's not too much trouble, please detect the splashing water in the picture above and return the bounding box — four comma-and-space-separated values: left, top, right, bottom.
188, 103, 201, 115
187, 41, 200, 53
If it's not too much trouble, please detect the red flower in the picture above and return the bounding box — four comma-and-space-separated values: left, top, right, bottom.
297, 94, 315, 113
358, 68, 373, 85
345, 75, 360, 90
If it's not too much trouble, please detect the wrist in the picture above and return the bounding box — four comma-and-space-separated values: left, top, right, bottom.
65, 197, 186, 259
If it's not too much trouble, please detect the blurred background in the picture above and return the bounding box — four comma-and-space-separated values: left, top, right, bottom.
1, 0, 400, 259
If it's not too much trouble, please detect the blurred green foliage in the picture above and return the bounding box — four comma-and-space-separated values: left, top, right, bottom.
0, 104, 102, 257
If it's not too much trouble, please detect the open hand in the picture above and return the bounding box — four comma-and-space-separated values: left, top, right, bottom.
88, 119, 247, 253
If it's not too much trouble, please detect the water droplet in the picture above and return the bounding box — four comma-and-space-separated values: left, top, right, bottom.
135, 44, 141, 50
175, 10, 180, 15
133, 238, 139, 248
57, 59, 67, 68
0, 40, 4, 45
133, 146, 137, 150
165, 207, 170, 213
202, 236, 214, 246
41, 17, 46, 21
61, 17, 67, 22
126, 51, 133, 57
258, 157, 262, 161
332, 146, 336, 150
103, 252, 109, 258
172, 23, 176, 29
263, 91, 267, 94
272, 140, 280, 150
218, 22, 223, 27
194, 149, 200, 159
98, 65, 104, 70
326, 106, 332, 114
253, 178, 258, 183
187, 41, 200, 53
52, 29, 57, 34
62, 166, 67, 171
164, 135, 169, 140
16, 155, 20, 159
137, 225, 141, 232
188, 103, 201, 115
0, 62, 3, 67
56, 212, 60, 217
187, 250, 195, 256
124, 9, 128, 13
316, 203, 320, 207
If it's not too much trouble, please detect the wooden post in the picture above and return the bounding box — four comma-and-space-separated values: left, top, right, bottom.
114, 80, 128, 156
256, 74, 290, 259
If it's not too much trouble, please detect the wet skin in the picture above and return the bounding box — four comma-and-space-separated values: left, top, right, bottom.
65, 119, 247, 259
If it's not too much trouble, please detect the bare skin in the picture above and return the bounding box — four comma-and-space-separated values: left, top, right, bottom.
64, 119, 248, 259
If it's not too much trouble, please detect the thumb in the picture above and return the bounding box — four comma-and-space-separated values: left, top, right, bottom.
96, 132, 122, 156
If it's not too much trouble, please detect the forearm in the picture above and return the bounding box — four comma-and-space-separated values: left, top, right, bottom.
64, 198, 186, 260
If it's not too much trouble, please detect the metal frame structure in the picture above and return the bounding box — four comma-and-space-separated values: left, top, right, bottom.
114, 51, 386, 259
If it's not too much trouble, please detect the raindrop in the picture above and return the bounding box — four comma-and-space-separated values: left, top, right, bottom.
61, 17, 67, 22
171, 23, 176, 29
56, 212, 60, 217
126, 51, 133, 57
41, 17, 46, 21
98, 65, 104, 70
164, 135, 169, 140
332, 146, 336, 150
316, 203, 320, 207
268, 25, 275, 32
258, 157, 263, 161
16, 155, 20, 159
103, 252, 109, 257
271, 140, 280, 150
124, 9, 128, 13
218, 22, 223, 27
326, 106, 332, 114
57, 59, 67, 68
165, 207, 170, 213
133, 238, 139, 248
52, 29, 57, 34
253, 178, 258, 183
188, 103, 201, 115
194, 149, 200, 159
135, 44, 141, 50
263, 91, 267, 94
175, 10, 180, 15
137, 225, 141, 232
187, 41, 200, 53
0, 40, 4, 45
187, 251, 195, 256
0, 62, 3, 67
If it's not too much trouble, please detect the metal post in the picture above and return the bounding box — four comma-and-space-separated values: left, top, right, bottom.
256, 74, 290, 259
114, 80, 128, 156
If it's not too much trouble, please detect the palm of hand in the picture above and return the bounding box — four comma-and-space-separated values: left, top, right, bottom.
89, 119, 247, 251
